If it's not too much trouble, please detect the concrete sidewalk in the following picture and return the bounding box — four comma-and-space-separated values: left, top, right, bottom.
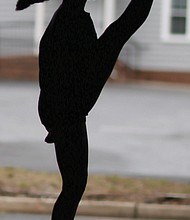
0, 196, 190, 219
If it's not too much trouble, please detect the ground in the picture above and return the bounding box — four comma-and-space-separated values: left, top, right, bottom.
0, 167, 190, 205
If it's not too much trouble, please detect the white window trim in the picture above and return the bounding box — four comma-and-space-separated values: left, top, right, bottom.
161, 0, 190, 43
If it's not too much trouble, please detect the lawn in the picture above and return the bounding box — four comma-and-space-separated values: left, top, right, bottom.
0, 167, 190, 205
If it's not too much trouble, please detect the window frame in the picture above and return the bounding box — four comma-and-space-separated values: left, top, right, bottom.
161, 0, 190, 43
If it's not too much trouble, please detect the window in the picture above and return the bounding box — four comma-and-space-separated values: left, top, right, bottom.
161, 0, 190, 42
170, 0, 187, 34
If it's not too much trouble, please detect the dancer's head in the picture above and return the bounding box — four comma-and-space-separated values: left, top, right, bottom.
16, 0, 49, 11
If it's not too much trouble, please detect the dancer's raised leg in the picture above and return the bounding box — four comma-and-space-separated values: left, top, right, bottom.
97, 0, 154, 83
82, 0, 154, 113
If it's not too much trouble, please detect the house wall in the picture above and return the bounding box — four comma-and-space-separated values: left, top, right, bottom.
127, 0, 190, 73
0, 0, 35, 56
1, 0, 190, 81
0, 0, 59, 56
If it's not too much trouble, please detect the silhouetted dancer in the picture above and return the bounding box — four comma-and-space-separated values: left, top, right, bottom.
16, 0, 154, 219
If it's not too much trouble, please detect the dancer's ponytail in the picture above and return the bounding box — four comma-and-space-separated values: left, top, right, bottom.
16, 0, 49, 11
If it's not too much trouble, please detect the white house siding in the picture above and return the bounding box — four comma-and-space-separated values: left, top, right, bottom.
128, 0, 190, 73
0, 0, 35, 56
0, 0, 64, 56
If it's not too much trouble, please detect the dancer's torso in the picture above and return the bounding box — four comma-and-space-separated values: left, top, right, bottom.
38, 3, 97, 128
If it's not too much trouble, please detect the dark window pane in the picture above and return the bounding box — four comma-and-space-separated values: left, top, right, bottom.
172, 0, 187, 9
171, 17, 186, 34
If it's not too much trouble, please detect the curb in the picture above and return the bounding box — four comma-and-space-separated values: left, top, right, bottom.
0, 196, 190, 219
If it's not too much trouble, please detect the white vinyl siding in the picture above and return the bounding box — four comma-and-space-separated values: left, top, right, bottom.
124, 0, 190, 73
0, 0, 35, 56
0, 0, 60, 56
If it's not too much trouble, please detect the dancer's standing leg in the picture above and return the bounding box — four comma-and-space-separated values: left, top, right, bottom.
51, 121, 88, 220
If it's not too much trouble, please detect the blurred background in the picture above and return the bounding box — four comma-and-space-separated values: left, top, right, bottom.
0, 0, 190, 219
0, 0, 190, 193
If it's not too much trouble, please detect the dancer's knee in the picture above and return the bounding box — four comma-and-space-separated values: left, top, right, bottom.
62, 167, 88, 199
75, 169, 88, 198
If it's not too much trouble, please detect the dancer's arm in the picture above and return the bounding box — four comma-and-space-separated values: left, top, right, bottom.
99, 0, 154, 44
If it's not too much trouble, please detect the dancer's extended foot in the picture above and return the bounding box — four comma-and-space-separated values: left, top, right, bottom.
16, 0, 48, 10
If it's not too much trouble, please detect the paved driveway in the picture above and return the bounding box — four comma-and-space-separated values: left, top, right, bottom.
0, 81, 190, 180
